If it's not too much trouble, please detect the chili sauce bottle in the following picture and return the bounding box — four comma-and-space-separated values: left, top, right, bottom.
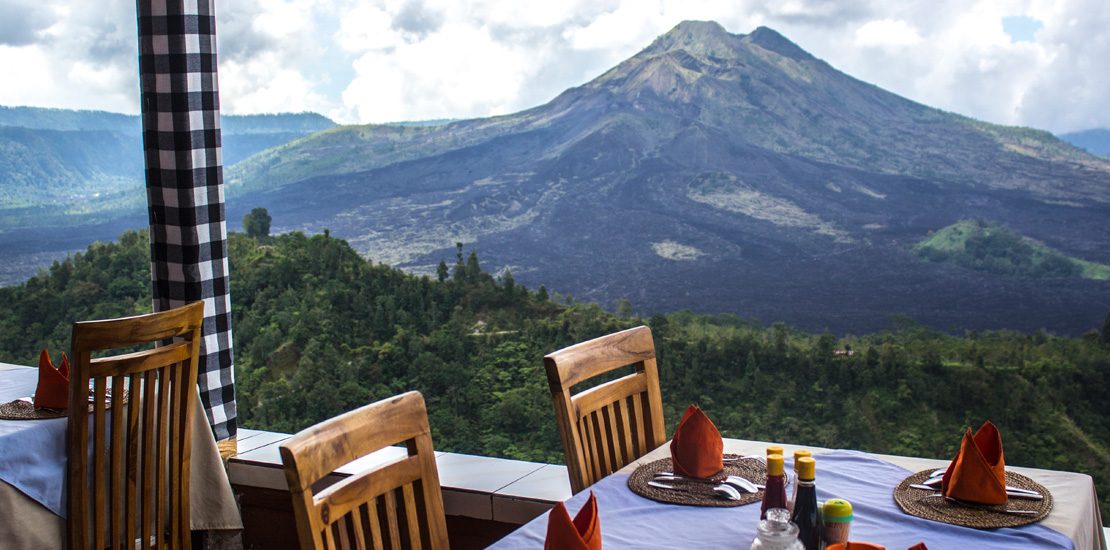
760, 454, 788, 519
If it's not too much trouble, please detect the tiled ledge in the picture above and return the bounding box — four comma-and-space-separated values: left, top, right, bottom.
228, 428, 572, 525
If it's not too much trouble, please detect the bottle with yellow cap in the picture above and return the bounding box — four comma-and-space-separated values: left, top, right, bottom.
790, 456, 819, 550
760, 454, 789, 519
789, 449, 812, 512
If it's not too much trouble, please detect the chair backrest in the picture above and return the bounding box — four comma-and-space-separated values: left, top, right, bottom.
279, 391, 449, 550
67, 301, 205, 550
544, 325, 666, 494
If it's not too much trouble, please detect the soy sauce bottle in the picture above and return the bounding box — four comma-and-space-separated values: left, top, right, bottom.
760, 454, 788, 520
790, 456, 819, 550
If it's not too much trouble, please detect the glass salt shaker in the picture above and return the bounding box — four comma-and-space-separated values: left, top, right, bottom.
750, 508, 805, 550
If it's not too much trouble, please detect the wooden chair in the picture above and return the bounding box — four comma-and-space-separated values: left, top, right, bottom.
67, 301, 205, 550
279, 391, 449, 550
544, 325, 667, 494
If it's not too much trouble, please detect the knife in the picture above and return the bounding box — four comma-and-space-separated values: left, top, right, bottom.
909, 484, 1043, 500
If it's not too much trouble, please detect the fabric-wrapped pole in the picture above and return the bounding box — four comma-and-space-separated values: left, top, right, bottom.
136, 0, 236, 439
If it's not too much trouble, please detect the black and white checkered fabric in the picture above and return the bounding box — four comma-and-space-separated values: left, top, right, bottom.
137, 0, 236, 440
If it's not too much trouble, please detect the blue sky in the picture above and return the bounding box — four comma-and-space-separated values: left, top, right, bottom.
0, 0, 1107, 134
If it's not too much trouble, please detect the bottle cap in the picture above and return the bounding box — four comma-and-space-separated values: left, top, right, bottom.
822, 499, 853, 522
766, 445, 784, 457
767, 453, 784, 475
793, 449, 812, 471
796, 456, 815, 480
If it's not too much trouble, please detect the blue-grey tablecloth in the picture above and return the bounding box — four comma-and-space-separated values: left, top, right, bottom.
0, 367, 69, 515
490, 450, 1073, 549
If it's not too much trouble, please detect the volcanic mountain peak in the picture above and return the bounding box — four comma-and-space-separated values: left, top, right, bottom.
742, 26, 815, 61
645, 21, 813, 64
647, 20, 740, 58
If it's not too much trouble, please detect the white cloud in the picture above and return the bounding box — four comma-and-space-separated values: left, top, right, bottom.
854, 19, 923, 47
0, 0, 1108, 132
343, 22, 533, 121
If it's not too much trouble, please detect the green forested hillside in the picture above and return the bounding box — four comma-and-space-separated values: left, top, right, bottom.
916, 219, 1110, 279
0, 229, 1107, 517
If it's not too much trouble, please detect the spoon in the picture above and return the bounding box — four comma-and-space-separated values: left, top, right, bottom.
656, 472, 764, 492
647, 480, 743, 501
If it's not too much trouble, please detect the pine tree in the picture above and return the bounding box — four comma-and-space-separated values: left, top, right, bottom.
243, 207, 272, 239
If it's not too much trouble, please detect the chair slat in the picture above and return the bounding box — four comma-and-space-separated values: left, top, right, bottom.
366, 498, 383, 550
168, 365, 182, 547
605, 403, 624, 468
599, 408, 617, 477
383, 490, 400, 549
125, 373, 141, 549
614, 398, 634, 466
349, 505, 367, 550
155, 367, 171, 548
93, 377, 107, 550
629, 394, 645, 457
110, 375, 125, 550
141, 369, 157, 550
402, 483, 422, 550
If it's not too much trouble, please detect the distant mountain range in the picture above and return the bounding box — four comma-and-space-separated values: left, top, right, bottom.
0, 107, 334, 226
1060, 128, 1110, 158
3, 21, 1109, 335
0, 108, 334, 283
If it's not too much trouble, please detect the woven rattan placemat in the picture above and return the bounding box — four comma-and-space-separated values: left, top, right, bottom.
628, 454, 767, 507
893, 469, 1053, 529
0, 391, 130, 420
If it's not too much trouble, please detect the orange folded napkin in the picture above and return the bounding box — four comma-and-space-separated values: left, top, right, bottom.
941, 420, 1006, 505
33, 349, 70, 410
545, 491, 600, 550
669, 404, 724, 479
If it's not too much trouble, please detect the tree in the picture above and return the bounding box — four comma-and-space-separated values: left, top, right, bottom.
243, 207, 272, 239
616, 299, 633, 318
1101, 311, 1110, 345
466, 251, 481, 281
436, 261, 449, 283
453, 242, 465, 281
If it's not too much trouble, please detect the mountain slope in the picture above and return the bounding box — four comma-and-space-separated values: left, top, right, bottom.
218, 21, 1110, 334
1060, 128, 1110, 158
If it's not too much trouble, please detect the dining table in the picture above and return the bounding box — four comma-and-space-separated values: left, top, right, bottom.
490, 438, 1106, 549
0, 362, 243, 547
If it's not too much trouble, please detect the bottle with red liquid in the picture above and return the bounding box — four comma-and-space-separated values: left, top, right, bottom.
760, 454, 788, 520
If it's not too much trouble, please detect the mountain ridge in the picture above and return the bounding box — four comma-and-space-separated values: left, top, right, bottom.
4, 22, 1110, 334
